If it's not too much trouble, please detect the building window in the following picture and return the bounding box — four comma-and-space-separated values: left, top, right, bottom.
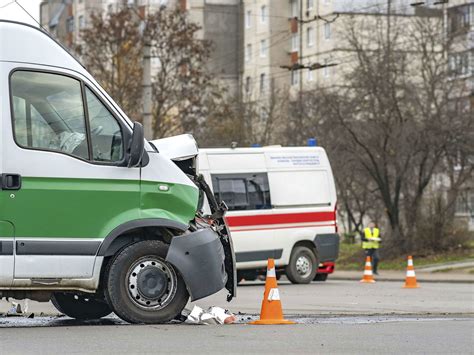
324, 23, 331, 39
307, 27, 314, 47
307, 0, 314, 10
78, 15, 85, 29
260, 73, 266, 93
323, 59, 330, 77
448, 4, 473, 35
261, 5, 267, 24
260, 39, 267, 57
290, 0, 298, 17
245, 76, 251, 93
307, 69, 313, 82
245, 43, 252, 62
448, 50, 472, 77
66, 16, 74, 33
291, 33, 299, 52
291, 70, 299, 86
245, 10, 252, 28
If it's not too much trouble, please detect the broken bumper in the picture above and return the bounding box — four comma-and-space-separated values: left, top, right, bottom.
166, 228, 231, 301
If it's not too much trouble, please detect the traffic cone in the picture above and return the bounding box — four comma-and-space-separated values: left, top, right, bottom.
249, 258, 295, 325
360, 256, 376, 283
403, 256, 420, 288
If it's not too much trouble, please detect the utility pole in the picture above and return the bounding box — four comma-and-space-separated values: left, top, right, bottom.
387, 0, 391, 74
297, 0, 304, 146
134, 0, 153, 139
142, 35, 153, 140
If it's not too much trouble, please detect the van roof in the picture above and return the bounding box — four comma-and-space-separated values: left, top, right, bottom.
0, 20, 134, 129
0, 20, 90, 78
199, 146, 327, 155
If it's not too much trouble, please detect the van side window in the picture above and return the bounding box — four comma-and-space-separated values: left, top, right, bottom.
86, 88, 123, 162
11, 71, 89, 160
211, 173, 271, 211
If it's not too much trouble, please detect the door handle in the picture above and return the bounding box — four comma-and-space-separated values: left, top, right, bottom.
2, 174, 22, 190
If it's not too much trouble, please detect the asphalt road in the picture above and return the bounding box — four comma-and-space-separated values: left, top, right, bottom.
1, 280, 473, 354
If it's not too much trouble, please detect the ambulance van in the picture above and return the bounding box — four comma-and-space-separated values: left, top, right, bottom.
0, 21, 236, 324
198, 146, 340, 284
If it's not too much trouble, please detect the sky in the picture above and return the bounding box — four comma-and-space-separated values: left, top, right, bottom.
0, 0, 42, 25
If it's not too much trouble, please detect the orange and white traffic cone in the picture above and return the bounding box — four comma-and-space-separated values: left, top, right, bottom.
360, 256, 376, 283
249, 258, 295, 325
403, 256, 420, 288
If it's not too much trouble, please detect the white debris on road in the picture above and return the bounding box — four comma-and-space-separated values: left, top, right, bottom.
185, 306, 236, 325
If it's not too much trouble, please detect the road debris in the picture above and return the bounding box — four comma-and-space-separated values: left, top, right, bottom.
185, 306, 236, 325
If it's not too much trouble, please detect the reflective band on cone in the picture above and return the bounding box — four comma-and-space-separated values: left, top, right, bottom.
267, 268, 276, 278
249, 258, 295, 325
268, 288, 280, 301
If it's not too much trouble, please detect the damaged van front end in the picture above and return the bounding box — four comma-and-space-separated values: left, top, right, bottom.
151, 135, 236, 302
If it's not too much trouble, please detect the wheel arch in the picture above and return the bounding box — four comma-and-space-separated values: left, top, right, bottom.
291, 240, 319, 261
97, 218, 188, 258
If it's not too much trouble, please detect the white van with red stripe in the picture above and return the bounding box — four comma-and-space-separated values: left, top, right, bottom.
198, 146, 339, 284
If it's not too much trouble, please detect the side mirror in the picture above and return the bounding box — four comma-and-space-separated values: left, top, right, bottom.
128, 122, 145, 168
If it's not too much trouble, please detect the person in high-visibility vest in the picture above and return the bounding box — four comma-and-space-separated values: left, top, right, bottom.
361, 222, 381, 275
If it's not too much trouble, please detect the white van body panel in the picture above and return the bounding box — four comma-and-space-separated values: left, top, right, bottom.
199, 147, 338, 270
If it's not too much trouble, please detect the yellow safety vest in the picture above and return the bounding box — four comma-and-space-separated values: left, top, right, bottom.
362, 227, 380, 249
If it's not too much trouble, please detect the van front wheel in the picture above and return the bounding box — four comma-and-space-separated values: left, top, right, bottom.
105, 240, 189, 324
51, 292, 112, 320
285, 246, 318, 284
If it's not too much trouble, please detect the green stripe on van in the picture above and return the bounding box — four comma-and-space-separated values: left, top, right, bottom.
1, 177, 198, 239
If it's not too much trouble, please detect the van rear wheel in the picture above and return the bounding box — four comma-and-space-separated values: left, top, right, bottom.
105, 240, 189, 324
285, 246, 318, 284
51, 292, 112, 320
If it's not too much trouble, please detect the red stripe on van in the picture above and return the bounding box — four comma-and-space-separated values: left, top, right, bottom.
225, 211, 335, 227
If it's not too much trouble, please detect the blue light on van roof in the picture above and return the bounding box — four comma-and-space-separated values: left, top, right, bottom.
307, 138, 317, 147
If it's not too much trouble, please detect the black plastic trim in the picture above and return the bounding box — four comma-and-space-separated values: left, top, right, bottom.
0, 241, 14, 255
235, 249, 283, 262
1, 173, 22, 190
166, 228, 227, 301
97, 218, 188, 256
15, 240, 101, 256
314, 233, 340, 262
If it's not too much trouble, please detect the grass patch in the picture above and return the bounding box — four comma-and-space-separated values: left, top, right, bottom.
337, 242, 474, 271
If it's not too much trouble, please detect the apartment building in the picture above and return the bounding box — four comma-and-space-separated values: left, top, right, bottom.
446, 0, 473, 107
241, 0, 289, 101
39, 0, 241, 92
241, 0, 448, 102
445, 0, 473, 230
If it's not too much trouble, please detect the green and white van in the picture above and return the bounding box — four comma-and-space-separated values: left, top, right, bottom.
0, 20, 236, 324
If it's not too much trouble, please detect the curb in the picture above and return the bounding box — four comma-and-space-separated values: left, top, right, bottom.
330, 276, 474, 284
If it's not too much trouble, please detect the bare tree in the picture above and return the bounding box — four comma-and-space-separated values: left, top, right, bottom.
76, 6, 222, 139
144, 7, 222, 138
296, 15, 472, 254
76, 9, 143, 121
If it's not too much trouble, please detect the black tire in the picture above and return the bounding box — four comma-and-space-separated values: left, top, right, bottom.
314, 273, 328, 281
51, 292, 112, 320
105, 240, 189, 324
285, 246, 318, 284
